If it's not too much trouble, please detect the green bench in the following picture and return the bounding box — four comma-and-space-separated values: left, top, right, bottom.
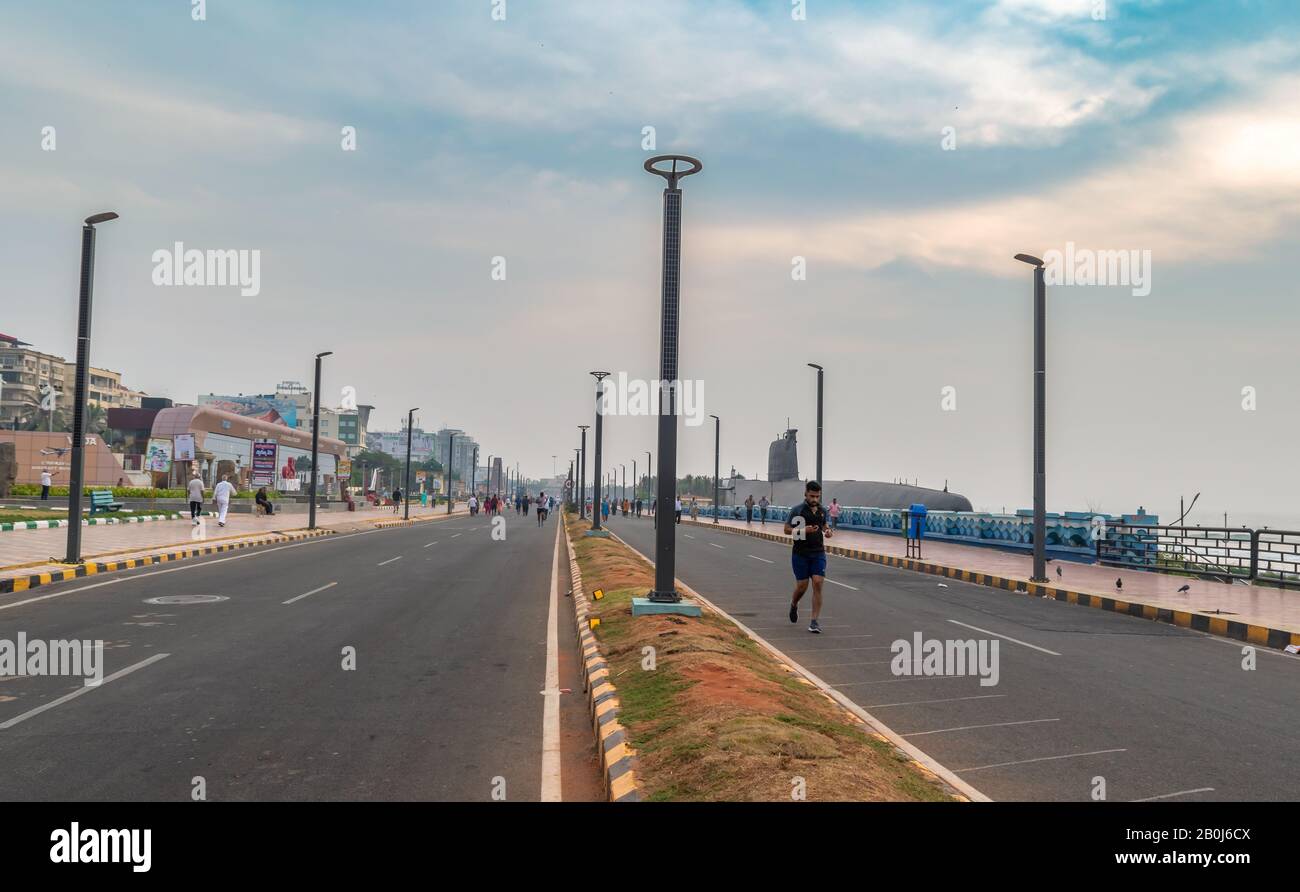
89, 490, 124, 515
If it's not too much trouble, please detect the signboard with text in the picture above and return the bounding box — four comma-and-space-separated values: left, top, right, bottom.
174, 433, 196, 462
251, 439, 278, 487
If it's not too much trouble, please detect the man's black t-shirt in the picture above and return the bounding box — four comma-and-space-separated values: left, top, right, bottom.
789, 500, 828, 555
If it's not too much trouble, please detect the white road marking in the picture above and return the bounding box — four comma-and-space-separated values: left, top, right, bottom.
904, 718, 1059, 737
955, 749, 1126, 773
825, 579, 859, 590
377, 556, 403, 566
423, 541, 439, 548
0, 527, 384, 612
1131, 787, 1215, 802
0, 653, 170, 730
785, 645, 893, 653
540, 517, 562, 802
451, 533, 462, 539
866, 694, 1006, 709
283, 581, 338, 605
709, 542, 724, 549
747, 555, 774, 564
947, 620, 1061, 656
769, 632, 873, 639
685, 534, 695, 539
832, 676, 965, 687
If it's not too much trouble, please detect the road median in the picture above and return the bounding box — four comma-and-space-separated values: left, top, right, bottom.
563, 511, 964, 802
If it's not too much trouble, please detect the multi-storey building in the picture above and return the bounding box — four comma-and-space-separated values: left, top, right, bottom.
0, 333, 67, 428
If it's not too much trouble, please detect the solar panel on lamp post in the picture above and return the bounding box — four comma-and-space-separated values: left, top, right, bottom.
644, 154, 702, 601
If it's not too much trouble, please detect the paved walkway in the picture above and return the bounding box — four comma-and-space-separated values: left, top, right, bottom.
0, 502, 469, 582
681, 515, 1300, 638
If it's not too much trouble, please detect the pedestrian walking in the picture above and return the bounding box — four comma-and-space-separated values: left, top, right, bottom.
744, 494, 755, 525
759, 495, 769, 525
829, 498, 841, 530
213, 474, 236, 528
187, 473, 204, 524
392, 487, 402, 514
674, 497, 683, 524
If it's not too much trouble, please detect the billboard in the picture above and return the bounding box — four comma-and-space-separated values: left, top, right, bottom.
198, 394, 298, 429
251, 439, 278, 487
174, 433, 195, 462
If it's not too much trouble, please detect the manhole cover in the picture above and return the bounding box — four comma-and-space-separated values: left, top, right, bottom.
143, 595, 230, 605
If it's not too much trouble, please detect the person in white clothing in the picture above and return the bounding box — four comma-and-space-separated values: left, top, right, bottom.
213, 475, 236, 527
187, 474, 205, 524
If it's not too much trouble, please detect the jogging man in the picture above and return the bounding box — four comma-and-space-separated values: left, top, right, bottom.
785, 480, 832, 633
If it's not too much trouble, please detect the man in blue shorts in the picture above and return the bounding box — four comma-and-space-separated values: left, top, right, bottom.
784, 480, 832, 633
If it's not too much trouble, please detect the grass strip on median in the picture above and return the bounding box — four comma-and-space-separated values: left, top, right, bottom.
562, 511, 956, 803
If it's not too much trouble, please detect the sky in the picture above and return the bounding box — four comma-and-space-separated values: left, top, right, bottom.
2, 0, 1299, 526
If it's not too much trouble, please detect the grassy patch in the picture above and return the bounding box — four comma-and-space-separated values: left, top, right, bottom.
564, 511, 955, 802
0, 509, 70, 524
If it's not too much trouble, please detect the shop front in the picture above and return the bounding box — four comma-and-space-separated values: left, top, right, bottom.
149, 405, 348, 496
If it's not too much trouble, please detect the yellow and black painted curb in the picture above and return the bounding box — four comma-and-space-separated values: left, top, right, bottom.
563, 522, 641, 803
684, 519, 1300, 653
0, 528, 335, 595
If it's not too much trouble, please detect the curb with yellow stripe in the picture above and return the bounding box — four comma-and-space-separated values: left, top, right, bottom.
0, 528, 335, 595
685, 519, 1300, 653
563, 522, 641, 802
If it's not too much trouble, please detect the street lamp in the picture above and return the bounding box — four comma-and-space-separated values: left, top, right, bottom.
578, 426, 589, 519
808, 363, 823, 485
445, 431, 456, 515
403, 408, 418, 520
64, 211, 118, 564
620, 463, 626, 507
470, 445, 478, 501
590, 371, 610, 531
1015, 253, 1049, 583
644, 154, 702, 601
647, 449, 655, 527
307, 351, 333, 531
710, 414, 720, 524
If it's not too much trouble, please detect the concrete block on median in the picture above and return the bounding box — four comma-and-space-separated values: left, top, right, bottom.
631, 596, 702, 617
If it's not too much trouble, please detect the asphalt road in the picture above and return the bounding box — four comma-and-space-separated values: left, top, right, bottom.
0, 510, 601, 801
604, 513, 1300, 802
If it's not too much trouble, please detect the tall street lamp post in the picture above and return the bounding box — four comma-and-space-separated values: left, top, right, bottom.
710, 414, 720, 524
1015, 253, 1049, 583
404, 408, 418, 520
578, 426, 589, 519
308, 350, 333, 531
644, 154, 701, 601
64, 211, 118, 564
808, 363, 823, 485
589, 371, 610, 531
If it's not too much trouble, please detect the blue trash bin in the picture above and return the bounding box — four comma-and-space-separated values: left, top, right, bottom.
908, 503, 928, 539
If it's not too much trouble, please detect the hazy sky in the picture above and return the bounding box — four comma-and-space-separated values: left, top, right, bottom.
3, 0, 1298, 525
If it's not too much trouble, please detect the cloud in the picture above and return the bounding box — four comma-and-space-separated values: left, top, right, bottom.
697, 74, 1300, 278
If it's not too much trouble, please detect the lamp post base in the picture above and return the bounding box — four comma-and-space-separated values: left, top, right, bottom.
583, 529, 611, 538
633, 595, 699, 616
